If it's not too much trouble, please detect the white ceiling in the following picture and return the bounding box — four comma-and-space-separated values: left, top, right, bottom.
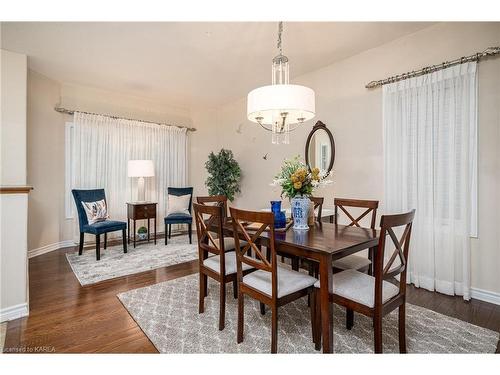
1, 22, 434, 109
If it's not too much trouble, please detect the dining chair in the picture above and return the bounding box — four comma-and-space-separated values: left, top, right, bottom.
309, 196, 324, 223
230, 207, 317, 353
332, 198, 379, 273
311, 209, 415, 353
194, 203, 254, 331
72, 189, 127, 261
304, 197, 324, 278
164, 187, 193, 245
280, 196, 324, 272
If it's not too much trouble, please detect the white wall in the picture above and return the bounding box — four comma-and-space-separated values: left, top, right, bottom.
0, 49, 29, 321
200, 22, 500, 297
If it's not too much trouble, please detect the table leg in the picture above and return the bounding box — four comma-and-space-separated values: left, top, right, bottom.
319, 253, 333, 353
147, 217, 150, 243
154, 217, 156, 244
133, 220, 136, 248
128, 218, 130, 244
329, 215, 334, 224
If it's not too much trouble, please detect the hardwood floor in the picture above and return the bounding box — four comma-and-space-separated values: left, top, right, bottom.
3, 245, 500, 353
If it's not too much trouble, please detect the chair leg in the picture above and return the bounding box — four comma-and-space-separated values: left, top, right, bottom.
165, 224, 168, 245
291, 257, 299, 271
237, 290, 244, 344
313, 288, 322, 351
199, 272, 206, 314
232, 280, 238, 299
346, 308, 354, 330
122, 229, 127, 253
188, 223, 192, 244
260, 302, 266, 315
95, 234, 101, 261
219, 282, 226, 331
78, 232, 84, 255
271, 304, 278, 353
310, 290, 316, 345
373, 313, 383, 354
104, 232, 107, 249
399, 304, 407, 353
168, 224, 171, 239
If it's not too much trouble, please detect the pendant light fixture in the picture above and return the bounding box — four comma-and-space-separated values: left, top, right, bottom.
247, 22, 316, 144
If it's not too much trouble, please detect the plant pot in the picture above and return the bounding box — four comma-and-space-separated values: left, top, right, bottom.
137, 233, 147, 240
290, 195, 310, 231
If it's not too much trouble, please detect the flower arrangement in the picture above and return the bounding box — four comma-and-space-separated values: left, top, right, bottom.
272, 156, 331, 199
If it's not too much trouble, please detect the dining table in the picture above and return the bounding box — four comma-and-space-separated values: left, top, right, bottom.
220, 219, 379, 353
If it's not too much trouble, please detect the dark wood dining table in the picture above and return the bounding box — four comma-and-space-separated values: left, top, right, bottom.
220, 219, 379, 353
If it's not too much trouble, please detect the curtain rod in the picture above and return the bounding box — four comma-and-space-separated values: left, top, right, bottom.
54, 106, 196, 132
365, 46, 500, 89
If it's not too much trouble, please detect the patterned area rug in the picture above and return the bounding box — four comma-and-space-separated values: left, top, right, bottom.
66, 236, 198, 286
118, 274, 499, 353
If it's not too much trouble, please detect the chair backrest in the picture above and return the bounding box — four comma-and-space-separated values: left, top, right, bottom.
168, 187, 194, 214
193, 203, 227, 274
196, 195, 228, 218
72, 189, 106, 230
309, 196, 324, 223
334, 198, 379, 229
230, 207, 277, 297
374, 209, 415, 304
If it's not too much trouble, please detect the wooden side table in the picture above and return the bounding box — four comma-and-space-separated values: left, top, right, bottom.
127, 202, 157, 248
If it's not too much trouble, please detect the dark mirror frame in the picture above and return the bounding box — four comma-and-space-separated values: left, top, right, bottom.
305, 120, 335, 174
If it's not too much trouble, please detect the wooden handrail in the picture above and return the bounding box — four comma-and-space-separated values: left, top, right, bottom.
0, 186, 33, 194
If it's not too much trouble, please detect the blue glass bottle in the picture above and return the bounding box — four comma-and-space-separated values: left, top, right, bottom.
271, 200, 286, 229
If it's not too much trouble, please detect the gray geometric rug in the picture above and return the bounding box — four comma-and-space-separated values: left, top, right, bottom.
117, 274, 499, 353
66, 236, 198, 286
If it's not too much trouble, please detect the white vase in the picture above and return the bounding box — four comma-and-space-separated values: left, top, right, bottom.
290, 195, 310, 230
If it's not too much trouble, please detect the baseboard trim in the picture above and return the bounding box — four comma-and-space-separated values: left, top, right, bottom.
28, 240, 76, 259
0, 303, 29, 322
471, 287, 500, 305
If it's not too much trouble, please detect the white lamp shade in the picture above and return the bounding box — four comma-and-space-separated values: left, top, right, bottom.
128, 160, 155, 177
247, 84, 315, 125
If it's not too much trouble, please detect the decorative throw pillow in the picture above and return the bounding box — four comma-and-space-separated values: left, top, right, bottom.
82, 199, 109, 225
167, 194, 191, 216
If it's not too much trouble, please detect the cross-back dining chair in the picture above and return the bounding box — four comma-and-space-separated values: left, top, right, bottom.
230, 207, 317, 353
311, 209, 415, 353
72, 189, 127, 261
196, 195, 248, 252
333, 198, 379, 273
196, 195, 228, 218
164, 187, 193, 245
194, 203, 254, 331
309, 196, 324, 223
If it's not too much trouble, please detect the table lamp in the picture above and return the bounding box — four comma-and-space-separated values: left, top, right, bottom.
128, 160, 155, 202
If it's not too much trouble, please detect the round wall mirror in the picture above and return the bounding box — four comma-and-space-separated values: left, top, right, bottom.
305, 121, 335, 175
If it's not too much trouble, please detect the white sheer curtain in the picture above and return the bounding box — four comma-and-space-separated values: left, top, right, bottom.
71, 112, 188, 236
383, 62, 477, 300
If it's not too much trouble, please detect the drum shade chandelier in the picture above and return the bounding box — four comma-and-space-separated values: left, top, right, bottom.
247, 22, 316, 144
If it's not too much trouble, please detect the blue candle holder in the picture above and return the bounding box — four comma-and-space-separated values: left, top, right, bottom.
271, 200, 287, 229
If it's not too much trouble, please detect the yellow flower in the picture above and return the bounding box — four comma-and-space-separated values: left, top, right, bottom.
291, 174, 297, 183
293, 181, 302, 190
312, 167, 320, 175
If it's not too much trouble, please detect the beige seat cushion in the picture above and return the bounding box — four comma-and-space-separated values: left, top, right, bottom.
243, 266, 317, 298
207, 234, 246, 251
203, 251, 253, 275
314, 269, 399, 308
332, 254, 371, 270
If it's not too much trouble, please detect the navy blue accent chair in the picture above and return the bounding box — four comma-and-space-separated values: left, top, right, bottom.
164, 187, 193, 245
72, 189, 127, 261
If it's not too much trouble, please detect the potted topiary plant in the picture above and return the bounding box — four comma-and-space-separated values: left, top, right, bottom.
137, 226, 148, 240
205, 148, 241, 201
